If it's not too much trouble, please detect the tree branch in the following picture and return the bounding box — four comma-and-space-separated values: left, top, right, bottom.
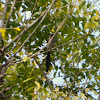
10, 31, 93, 65
33, 57, 52, 89
31, 31, 93, 57
5, 0, 16, 28
1, 0, 9, 28
13, 0, 57, 56
32, 6, 74, 57
1, 0, 57, 74
4, 0, 56, 51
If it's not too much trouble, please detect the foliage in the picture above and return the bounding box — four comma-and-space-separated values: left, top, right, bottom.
0, 0, 100, 99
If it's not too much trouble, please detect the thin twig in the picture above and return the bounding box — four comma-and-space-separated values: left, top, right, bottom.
4, 10, 46, 50
5, 35, 21, 56
72, 36, 75, 67
1, 57, 14, 74
13, 0, 57, 56
4, 0, 56, 51
5, 0, 16, 28
11, 31, 93, 65
1, 0, 57, 74
5, 0, 37, 55
1, 0, 9, 28
31, 0, 38, 16
32, 7, 74, 57
33, 57, 52, 89
31, 31, 93, 57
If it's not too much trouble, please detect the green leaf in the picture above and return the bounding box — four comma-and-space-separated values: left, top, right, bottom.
23, 77, 33, 83
91, 15, 99, 21
87, 3, 91, 8
93, 21, 98, 26
84, 22, 91, 29
84, 21, 98, 29
27, 86, 34, 92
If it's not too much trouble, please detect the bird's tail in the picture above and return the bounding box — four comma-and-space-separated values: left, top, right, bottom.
46, 51, 50, 72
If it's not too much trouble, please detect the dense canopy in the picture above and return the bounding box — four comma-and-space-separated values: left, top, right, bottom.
0, 0, 100, 99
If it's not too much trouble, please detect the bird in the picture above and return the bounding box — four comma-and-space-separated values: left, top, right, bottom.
46, 33, 55, 72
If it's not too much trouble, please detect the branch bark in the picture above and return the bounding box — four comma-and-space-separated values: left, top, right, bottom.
4, 0, 56, 51
32, 6, 74, 57
1, 0, 57, 74
31, 30, 93, 57
13, 0, 57, 56
33, 57, 52, 89
1, 0, 9, 28
5, 0, 16, 28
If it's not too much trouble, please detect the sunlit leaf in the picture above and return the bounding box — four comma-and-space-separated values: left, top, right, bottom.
23, 77, 33, 83
42, 78, 46, 81
14, 27, 21, 31
91, 15, 99, 21
84, 21, 98, 29
34, 61, 37, 66
95, 10, 99, 15
0, 29, 6, 38
85, 88, 90, 94
23, 56, 28, 62
84, 22, 91, 29
28, 53, 33, 55
93, 21, 98, 26
97, 75, 100, 80
80, 93, 86, 99
34, 81, 40, 91
54, 88, 59, 91
90, 22, 95, 28
27, 86, 34, 92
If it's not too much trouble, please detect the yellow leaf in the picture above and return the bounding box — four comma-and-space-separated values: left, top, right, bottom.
42, 77, 46, 81
75, 5, 79, 9
34, 81, 40, 91
0, 29, 6, 38
91, 15, 99, 21
89, 75, 91, 79
95, 10, 99, 15
28, 53, 33, 55
78, 0, 81, 3
54, 88, 59, 91
95, 15, 99, 20
84, 21, 98, 29
97, 75, 100, 80
80, 93, 85, 98
51, 28, 55, 32
93, 21, 98, 26
23, 77, 33, 83
90, 23, 95, 28
84, 22, 91, 30
27, 86, 34, 92
85, 88, 90, 94
34, 61, 37, 66
56, 1, 61, 7
23, 56, 28, 62
14, 27, 21, 31
73, 96, 79, 100
88, 12, 92, 15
